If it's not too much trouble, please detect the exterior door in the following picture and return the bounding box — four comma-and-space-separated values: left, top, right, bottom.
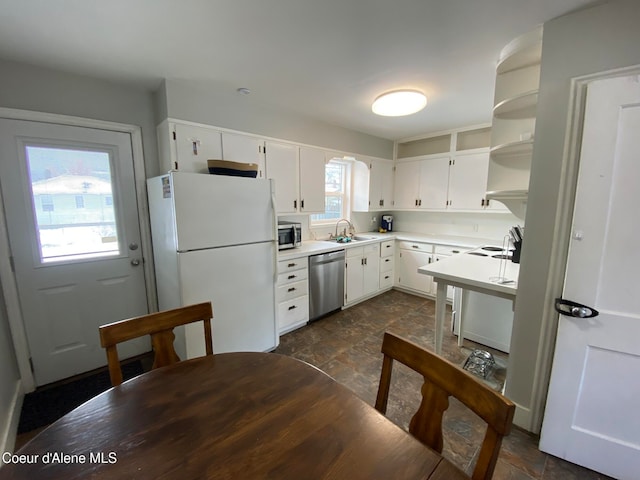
539, 75, 640, 479
0, 118, 150, 386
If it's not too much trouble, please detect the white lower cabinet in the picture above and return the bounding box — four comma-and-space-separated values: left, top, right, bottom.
276, 258, 309, 334
396, 242, 433, 294
345, 244, 380, 306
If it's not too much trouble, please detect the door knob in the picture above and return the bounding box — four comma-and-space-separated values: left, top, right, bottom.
129, 242, 139, 251
554, 298, 599, 318
131, 259, 141, 266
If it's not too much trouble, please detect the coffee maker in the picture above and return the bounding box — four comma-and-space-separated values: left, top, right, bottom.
381, 215, 393, 232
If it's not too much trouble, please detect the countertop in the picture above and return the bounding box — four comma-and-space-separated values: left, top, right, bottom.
278, 231, 500, 261
418, 249, 519, 297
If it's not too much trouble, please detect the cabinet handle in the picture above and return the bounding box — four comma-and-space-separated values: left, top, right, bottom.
293, 200, 297, 209
412, 245, 419, 249
288, 305, 297, 311
288, 275, 296, 280
288, 263, 296, 268
385, 258, 390, 263
192, 140, 199, 155
452, 250, 460, 254
301, 199, 305, 209
384, 275, 390, 279
364, 258, 367, 265
418, 199, 422, 206
287, 287, 296, 292
379, 199, 384, 207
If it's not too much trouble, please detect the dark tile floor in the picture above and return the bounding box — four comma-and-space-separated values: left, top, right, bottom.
274, 289, 613, 480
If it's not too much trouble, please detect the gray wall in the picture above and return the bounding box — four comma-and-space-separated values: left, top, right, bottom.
0, 59, 160, 178
160, 78, 394, 159
506, 0, 640, 429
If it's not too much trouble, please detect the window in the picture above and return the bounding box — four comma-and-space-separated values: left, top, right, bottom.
311, 160, 350, 225
41, 194, 54, 212
75, 195, 85, 209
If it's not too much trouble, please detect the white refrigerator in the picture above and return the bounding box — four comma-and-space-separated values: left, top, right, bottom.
147, 172, 278, 358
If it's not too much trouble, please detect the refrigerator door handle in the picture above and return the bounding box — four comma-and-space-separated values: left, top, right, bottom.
271, 182, 278, 283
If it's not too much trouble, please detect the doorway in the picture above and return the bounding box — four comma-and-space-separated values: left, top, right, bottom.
0, 112, 155, 389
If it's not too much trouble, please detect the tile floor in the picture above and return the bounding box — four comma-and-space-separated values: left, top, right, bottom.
274, 289, 613, 480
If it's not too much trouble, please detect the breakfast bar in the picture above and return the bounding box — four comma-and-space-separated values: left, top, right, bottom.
418, 252, 519, 354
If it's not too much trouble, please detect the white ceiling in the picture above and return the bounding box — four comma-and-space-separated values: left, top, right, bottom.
0, 0, 595, 140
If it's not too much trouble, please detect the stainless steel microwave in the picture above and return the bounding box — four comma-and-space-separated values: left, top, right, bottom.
277, 221, 302, 250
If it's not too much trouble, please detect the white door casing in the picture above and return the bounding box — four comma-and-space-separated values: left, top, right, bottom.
0, 117, 151, 386
539, 75, 640, 480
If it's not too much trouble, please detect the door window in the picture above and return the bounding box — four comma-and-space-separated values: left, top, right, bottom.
25, 145, 121, 263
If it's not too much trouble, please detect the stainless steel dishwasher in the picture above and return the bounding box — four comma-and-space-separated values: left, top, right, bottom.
309, 250, 345, 321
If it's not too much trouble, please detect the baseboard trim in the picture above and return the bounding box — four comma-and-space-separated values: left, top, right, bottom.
512, 401, 533, 432
0, 379, 24, 457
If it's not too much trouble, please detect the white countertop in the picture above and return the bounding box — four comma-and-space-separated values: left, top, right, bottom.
418, 250, 519, 298
277, 231, 500, 261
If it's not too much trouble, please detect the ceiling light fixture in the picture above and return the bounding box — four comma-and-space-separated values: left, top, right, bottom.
372, 90, 427, 116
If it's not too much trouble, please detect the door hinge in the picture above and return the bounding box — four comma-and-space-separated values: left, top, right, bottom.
172, 131, 176, 141
9, 256, 15, 273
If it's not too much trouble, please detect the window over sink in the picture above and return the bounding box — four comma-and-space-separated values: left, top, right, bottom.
310, 159, 351, 225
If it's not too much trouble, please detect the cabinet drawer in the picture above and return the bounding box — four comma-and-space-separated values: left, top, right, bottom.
363, 243, 379, 255
397, 241, 433, 253
380, 256, 394, 273
346, 246, 364, 258
434, 245, 468, 256
278, 258, 307, 274
277, 267, 308, 285
278, 295, 309, 329
380, 240, 395, 257
379, 271, 394, 289
276, 279, 308, 303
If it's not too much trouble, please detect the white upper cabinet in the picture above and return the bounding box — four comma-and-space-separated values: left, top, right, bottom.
417, 156, 450, 209
221, 132, 266, 179
298, 146, 326, 213
392, 160, 421, 209
265, 141, 299, 214
352, 157, 394, 212
448, 152, 490, 211
157, 120, 222, 174
394, 126, 506, 212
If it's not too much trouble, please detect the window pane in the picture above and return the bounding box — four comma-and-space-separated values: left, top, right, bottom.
311, 160, 349, 224
26, 146, 120, 262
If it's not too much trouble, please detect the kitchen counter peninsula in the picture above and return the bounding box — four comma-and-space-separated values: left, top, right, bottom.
418, 251, 519, 354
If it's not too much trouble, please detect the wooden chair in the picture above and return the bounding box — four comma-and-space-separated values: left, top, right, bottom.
375, 331, 515, 480
99, 302, 213, 387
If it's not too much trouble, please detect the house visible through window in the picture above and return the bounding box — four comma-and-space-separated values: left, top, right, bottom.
311, 159, 351, 225
75, 195, 85, 209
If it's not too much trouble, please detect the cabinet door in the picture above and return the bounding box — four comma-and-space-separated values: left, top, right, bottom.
432, 254, 455, 301
174, 124, 222, 174
299, 146, 326, 213
394, 161, 420, 209
221, 132, 266, 178
397, 249, 432, 293
448, 152, 489, 211
363, 248, 380, 296
418, 156, 449, 210
345, 256, 364, 304
370, 159, 394, 209
265, 141, 299, 213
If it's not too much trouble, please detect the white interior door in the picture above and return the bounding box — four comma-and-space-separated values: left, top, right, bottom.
539, 75, 640, 480
0, 119, 150, 386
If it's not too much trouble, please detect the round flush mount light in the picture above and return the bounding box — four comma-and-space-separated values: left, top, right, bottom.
372, 90, 427, 116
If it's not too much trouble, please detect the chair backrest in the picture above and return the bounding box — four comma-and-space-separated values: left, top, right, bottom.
99, 302, 213, 387
375, 332, 515, 480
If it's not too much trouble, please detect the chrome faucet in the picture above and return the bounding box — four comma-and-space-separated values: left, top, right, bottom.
334, 218, 354, 239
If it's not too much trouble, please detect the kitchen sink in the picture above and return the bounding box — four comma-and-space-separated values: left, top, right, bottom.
333, 235, 374, 243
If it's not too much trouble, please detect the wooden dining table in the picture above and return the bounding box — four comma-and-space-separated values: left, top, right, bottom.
0, 352, 470, 479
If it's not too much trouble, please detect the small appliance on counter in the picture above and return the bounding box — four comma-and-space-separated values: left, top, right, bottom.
381, 215, 393, 232
509, 225, 524, 263
277, 221, 302, 250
